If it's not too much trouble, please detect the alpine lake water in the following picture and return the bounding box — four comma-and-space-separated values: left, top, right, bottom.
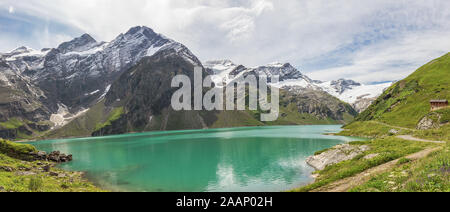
27, 125, 363, 192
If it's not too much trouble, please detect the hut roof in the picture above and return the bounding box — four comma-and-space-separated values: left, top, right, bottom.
430, 100, 448, 103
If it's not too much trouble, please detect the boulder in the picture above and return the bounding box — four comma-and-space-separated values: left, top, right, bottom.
59, 154, 67, 162
0, 166, 14, 172
16, 171, 36, 176
417, 117, 434, 130
389, 129, 399, 135
37, 151, 47, 158
417, 114, 441, 130
306, 144, 370, 171
43, 165, 51, 172
48, 151, 61, 162
28, 150, 73, 163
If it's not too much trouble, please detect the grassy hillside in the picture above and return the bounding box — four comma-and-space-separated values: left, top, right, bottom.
291, 137, 437, 192
350, 142, 449, 192
356, 52, 450, 128
292, 53, 450, 192
341, 52, 450, 141
0, 139, 104, 192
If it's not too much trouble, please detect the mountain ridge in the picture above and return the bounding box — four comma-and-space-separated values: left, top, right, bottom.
1, 26, 360, 140
204, 59, 392, 112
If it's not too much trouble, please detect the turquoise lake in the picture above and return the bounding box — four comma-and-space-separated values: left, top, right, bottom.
28, 125, 362, 192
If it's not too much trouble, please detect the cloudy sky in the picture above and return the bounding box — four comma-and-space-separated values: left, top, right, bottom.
0, 0, 449, 84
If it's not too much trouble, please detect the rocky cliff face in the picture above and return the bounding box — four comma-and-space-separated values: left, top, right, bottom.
282, 87, 358, 121
92, 43, 203, 136
0, 55, 52, 139
1, 26, 177, 111
33, 26, 177, 112
0, 26, 186, 139
352, 97, 377, 113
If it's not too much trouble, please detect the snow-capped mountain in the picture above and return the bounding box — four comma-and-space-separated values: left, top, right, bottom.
56, 33, 104, 55
323, 79, 362, 95
0, 26, 199, 132
3, 26, 198, 101
204, 59, 239, 86
318, 80, 391, 102
204, 59, 392, 112
317, 80, 392, 112
204, 60, 314, 87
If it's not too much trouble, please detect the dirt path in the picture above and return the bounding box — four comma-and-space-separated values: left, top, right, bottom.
373, 121, 417, 132
312, 147, 442, 192
397, 135, 446, 144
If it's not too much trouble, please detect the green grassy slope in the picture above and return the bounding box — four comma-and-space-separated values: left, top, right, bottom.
0, 139, 104, 192
291, 137, 436, 192
355, 52, 450, 129
292, 53, 450, 192
305, 53, 450, 192
350, 142, 449, 192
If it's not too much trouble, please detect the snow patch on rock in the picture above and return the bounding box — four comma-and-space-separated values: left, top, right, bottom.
50, 104, 89, 129
98, 84, 111, 101
318, 81, 392, 104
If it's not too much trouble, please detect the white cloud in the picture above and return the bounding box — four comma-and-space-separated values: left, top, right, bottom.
8, 6, 14, 13
307, 30, 450, 84
1, 0, 449, 83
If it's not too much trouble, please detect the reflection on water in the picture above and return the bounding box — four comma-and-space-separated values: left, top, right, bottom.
28, 125, 362, 192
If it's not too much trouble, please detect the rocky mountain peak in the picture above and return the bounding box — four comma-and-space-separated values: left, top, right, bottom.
203, 57, 390, 113
56, 33, 98, 54
330, 79, 361, 94
10, 46, 33, 54
252, 62, 305, 81
266, 62, 287, 68
125, 26, 156, 36
5, 46, 40, 58
332, 78, 361, 85
79, 33, 96, 42
109, 26, 172, 58
119, 25, 165, 44
204, 59, 235, 67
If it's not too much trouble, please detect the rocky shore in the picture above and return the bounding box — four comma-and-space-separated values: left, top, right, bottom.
306, 144, 370, 171
28, 151, 73, 163
1, 150, 75, 181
